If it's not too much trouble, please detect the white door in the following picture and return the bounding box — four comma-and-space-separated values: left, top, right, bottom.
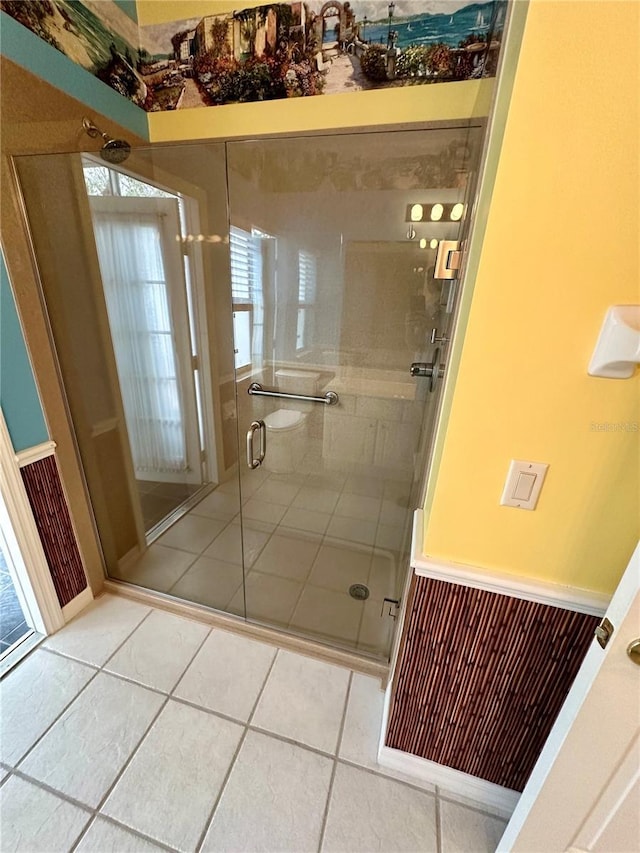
89, 196, 202, 486
499, 542, 640, 852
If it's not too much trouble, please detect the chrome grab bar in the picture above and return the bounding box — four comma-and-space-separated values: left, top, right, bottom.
248, 382, 339, 406
246, 420, 266, 469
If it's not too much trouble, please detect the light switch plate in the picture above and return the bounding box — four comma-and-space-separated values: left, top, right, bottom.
500, 460, 549, 510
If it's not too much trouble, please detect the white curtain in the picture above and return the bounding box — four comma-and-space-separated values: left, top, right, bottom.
91, 211, 188, 475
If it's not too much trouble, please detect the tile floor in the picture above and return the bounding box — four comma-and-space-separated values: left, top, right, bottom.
117, 468, 414, 658
0, 594, 508, 853
137, 481, 203, 534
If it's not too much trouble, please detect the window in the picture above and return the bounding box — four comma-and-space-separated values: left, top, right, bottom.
297, 250, 317, 352
230, 225, 265, 370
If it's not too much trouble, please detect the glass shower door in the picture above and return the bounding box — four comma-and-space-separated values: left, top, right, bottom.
227, 127, 482, 657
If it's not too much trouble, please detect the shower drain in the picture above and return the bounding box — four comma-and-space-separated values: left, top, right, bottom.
349, 584, 370, 601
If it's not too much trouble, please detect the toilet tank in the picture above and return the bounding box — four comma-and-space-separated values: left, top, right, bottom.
275, 369, 321, 412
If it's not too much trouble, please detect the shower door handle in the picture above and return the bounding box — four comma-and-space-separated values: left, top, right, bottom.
246, 420, 266, 469
409, 348, 446, 392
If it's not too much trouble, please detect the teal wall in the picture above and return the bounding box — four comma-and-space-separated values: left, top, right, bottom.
113, 0, 138, 23
0, 11, 149, 140
0, 251, 49, 452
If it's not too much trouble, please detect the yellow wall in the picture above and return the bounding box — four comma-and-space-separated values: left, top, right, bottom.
424, 0, 639, 594
148, 79, 493, 142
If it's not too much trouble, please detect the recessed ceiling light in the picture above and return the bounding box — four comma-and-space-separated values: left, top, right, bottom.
430, 203, 444, 221
410, 203, 424, 222
430, 238, 438, 249
419, 238, 427, 249
450, 203, 464, 221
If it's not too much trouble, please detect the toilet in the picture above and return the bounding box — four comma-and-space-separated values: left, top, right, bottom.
262, 369, 320, 473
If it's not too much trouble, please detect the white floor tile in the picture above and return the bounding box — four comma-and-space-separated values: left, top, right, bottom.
169, 555, 244, 612
322, 763, 438, 852
117, 544, 196, 592
253, 532, 321, 581
326, 516, 377, 546
375, 523, 406, 552
357, 599, 394, 657
343, 476, 385, 498
439, 799, 507, 853
340, 673, 387, 771
76, 817, 163, 852
0, 776, 90, 852
308, 544, 371, 593
230, 572, 303, 627
174, 629, 276, 722
105, 610, 209, 693
252, 650, 350, 753
204, 524, 269, 568
252, 479, 301, 506
202, 730, 332, 853
379, 497, 410, 527
291, 586, 362, 644
43, 595, 150, 667
334, 493, 382, 522
158, 514, 227, 554
103, 700, 243, 852
242, 498, 287, 527
190, 489, 240, 521
0, 649, 95, 766
280, 506, 331, 535
368, 550, 398, 601
20, 672, 164, 808
295, 486, 341, 514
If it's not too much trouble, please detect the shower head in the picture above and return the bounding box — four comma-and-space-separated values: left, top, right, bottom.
82, 117, 131, 164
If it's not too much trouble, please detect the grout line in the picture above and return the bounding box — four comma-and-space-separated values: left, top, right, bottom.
167, 624, 214, 698
193, 644, 279, 853
438, 792, 511, 823
336, 757, 437, 797
91, 813, 179, 852
9, 766, 96, 813
86, 693, 171, 825
13, 607, 153, 772
193, 728, 248, 853
317, 670, 353, 853
12, 666, 102, 772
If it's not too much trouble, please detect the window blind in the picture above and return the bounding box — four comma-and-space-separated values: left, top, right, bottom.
230, 225, 262, 302
298, 250, 317, 304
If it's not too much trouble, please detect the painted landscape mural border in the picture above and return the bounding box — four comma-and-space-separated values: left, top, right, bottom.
1, 1, 507, 112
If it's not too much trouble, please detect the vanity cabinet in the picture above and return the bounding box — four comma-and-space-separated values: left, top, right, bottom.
322, 404, 418, 473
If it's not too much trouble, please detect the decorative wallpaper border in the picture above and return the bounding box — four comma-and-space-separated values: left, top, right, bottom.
1, 0, 507, 113
20, 454, 88, 607
386, 575, 598, 792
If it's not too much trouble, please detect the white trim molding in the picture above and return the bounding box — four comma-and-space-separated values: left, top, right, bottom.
411, 510, 609, 617
0, 415, 64, 635
15, 440, 57, 468
61, 586, 94, 623
378, 744, 520, 819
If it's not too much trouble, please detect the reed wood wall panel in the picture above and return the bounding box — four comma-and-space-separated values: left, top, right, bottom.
386, 576, 598, 792
20, 455, 88, 607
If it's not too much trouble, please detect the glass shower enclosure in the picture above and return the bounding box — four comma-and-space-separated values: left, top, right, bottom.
14, 122, 482, 660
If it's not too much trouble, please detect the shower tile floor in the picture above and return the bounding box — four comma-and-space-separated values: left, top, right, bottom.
117, 467, 414, 658
0, 594, 509, 852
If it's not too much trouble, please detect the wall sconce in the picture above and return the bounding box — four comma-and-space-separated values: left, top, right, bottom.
405, 203, 466, 223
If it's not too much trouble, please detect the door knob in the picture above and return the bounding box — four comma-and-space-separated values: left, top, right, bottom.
627, 638, 640, 666
410, 348, 446, 392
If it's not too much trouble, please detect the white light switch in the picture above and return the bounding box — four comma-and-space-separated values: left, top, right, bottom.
500, 460, 549, 510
